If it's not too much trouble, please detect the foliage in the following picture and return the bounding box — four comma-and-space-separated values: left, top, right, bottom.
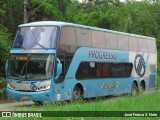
0, 25, 11, 76
29, 0, 72, 21
0, 77, 7, 99
0, 0, 23, 34
0, 0, 159, 82
0, 25, 11, 60
0, 0, 21, 76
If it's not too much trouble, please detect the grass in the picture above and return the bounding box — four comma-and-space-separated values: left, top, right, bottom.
14, 90, 160, 111
6, 90, 159, 120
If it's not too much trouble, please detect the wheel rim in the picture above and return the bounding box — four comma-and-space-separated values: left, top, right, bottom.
140, 83, 144, 92
74, 91, 79, 100
131, 83, 138, 95
73, 87, 81, 101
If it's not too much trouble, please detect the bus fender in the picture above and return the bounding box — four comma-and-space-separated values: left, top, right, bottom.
133, 80, 138, 88
139, 79, 145, 91
73, 82, 84, 96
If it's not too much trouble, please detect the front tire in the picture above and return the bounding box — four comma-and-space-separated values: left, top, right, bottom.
33, 101, 44, 106
73, 86, 82, 101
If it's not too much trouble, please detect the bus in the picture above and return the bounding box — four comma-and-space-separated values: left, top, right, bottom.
5, 21, 157, 104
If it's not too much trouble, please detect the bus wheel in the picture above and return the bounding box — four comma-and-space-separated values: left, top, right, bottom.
131, 82, 138, 96
139, 82, 145, 93
33, 101, 44, 106
73, 86, 82, 101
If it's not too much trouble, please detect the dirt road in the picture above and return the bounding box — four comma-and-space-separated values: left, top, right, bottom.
0, 101, 34, 111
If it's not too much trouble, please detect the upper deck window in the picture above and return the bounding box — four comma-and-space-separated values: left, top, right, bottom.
118, 34, 128, 50
105, 33, 118, 49
139, 38, 148, 52
59, 26, 156, 53
148, 39, 156, 53
92, 30, 105, 48
13, 26, 59, 49
60, 26, 76, 46
129, 36, 138, 51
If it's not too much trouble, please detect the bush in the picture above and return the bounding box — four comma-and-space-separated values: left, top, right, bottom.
0, 25, 11, 77
0, 77, 7, 99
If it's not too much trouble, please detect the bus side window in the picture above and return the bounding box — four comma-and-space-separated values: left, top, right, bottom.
124, 64, 133, 77
111, 63, 132, 78
102, 63, 108, 77
111, 63, 121, 77
76, 62, 133, 80
97, 63, 102, 77
97, 63, 109, 78
76, 62, 87, 79
88, 62, 97, 78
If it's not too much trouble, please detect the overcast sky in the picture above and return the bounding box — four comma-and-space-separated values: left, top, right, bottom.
78, 0, 83, 2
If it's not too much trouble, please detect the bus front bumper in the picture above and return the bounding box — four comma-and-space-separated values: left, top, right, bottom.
6, 88, 54, 101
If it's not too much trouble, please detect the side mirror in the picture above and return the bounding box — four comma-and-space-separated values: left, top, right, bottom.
5, 59, 8, 75
55, 58, 62, 80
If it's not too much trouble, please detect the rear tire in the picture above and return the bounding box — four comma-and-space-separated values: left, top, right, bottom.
131, 82, 138, 95
139, 82, 145, 93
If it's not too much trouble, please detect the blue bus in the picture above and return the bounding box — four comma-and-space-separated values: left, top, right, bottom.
5, 21, 157, 104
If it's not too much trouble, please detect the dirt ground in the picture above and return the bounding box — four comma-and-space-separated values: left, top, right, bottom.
0, 101, 34, 111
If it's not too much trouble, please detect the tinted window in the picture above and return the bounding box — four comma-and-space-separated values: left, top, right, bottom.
105, 33, 118, 49
118, 34, 128, 50
8, 54, 54, 80
76, 28, 92, 47
76, 62, 133, 80
139, 38, 148, 52
92, 30, 105, 48
60, 27, 76, 46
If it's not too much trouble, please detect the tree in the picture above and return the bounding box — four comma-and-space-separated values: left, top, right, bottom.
0, 0, 23, 34
0, 25, 11, 76
29, 0, 72, 21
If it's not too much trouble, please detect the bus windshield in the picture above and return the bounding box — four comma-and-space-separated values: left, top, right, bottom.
13, 26, 59, 49
8, 54, 54, 80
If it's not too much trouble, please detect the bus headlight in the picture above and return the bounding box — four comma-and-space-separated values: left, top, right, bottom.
7, 84, 15, 90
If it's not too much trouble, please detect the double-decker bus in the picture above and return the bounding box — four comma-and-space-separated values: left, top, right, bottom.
5, 21, 157, 104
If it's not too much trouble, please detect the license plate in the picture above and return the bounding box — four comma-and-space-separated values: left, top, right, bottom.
22, 96, 29, 100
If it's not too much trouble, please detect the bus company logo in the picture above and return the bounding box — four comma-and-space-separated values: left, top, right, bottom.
134, 54, 146, 77
30, 83, 37, 91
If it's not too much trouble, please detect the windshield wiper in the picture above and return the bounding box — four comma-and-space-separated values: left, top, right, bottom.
28, 30, 47, 49
20, 62, 27, 77
32, 39, 47, 49
19, 54, 32, 80
11, 73, 20, 77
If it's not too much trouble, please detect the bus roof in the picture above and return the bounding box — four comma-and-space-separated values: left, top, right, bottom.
19, 21, 155, 40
